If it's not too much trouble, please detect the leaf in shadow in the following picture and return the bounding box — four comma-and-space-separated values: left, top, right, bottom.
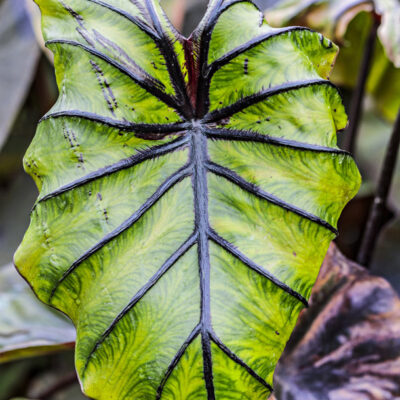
271, 244, 400, 400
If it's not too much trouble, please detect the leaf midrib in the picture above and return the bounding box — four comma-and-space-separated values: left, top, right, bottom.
191, 126, 215, 398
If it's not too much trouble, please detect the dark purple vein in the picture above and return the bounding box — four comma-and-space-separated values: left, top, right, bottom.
206, 26, 315, 77
90, 29, 165, 91
46, 39, 183, 114
202, 79, 333, 123
205, 128, 350, 155
196, 0, 250, 117
191, 126, 215, 399
86, 0, 194, 116
81, 233, 198, 377
37, 135, 190, 203
144, 0, 193, 118
208, 229, 309, 306
206, 161, 338, 235
48, 165, 193, 302
209, 331, 273, 391
61, 0, 164, 91
156, 323, 202, 399
87, 0, 159, 41
129, 0, 150, 20
39, 110, 189, 134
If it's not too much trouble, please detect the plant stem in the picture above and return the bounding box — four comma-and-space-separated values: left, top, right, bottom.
343, 14, 379, 154
357, 107, 400, 266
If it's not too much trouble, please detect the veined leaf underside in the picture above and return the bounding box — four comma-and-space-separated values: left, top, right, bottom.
15, 0, 361, 398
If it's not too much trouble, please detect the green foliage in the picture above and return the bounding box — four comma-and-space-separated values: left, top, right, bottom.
266, 0, 400, 121
15, 0, 360, 398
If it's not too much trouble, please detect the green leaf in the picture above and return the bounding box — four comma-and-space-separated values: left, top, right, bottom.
15, 0, 360, 398
265, 0, 400, 121
0, 263, 75, 363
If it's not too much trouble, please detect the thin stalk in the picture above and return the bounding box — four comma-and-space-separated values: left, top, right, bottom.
357, 107, 400, 266
343, 14, 379, 154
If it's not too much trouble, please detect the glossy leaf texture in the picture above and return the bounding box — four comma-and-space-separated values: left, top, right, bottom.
14, 0, 361, 399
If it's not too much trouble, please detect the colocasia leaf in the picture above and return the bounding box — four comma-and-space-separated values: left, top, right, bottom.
15, 0, 360, 398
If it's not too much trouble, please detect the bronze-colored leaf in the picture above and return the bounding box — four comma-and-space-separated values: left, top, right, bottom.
272, 244, 400, 400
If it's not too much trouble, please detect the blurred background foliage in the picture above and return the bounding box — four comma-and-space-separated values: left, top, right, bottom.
0, 0, 399, 398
